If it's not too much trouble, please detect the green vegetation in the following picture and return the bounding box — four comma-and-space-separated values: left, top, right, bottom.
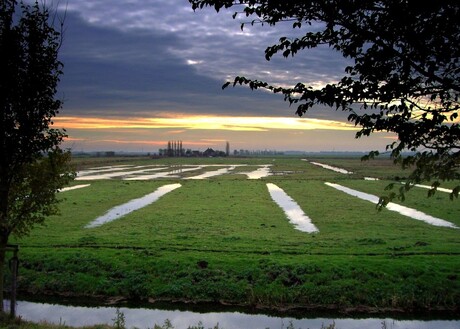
8, 156, 460, 314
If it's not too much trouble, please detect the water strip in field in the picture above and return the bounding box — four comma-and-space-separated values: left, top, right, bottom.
85, 165, 133, 170
266, 183, 319, 233
76, 165, 135, 177
364, 177, 379, 181
325, 182, 458, 229
85, 183, 182, 228
76, 167, 169, 180
400, 182, 454, 194
242, 165, 272, 179
58, 184, 91, 192
185, 166, 236, 179
126, 166, 205, 180
308, 161, 353, 174
123, 172, 179, 180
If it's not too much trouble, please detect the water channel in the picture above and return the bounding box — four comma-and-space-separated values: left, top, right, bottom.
85, 184, 182, 228
266, 183, 319, 233
10, 299, 459, 329
325, 182, 458, 229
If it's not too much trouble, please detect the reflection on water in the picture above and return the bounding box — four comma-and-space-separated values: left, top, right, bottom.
13, 300, 460, 329
128, 166, 208, 180
305, 160, 353, 174
75, 164, 276, 181
76, 165, 134, 177
364, 177, 379, 181
77, 166, 168, 180
58, 184, 91, 192
266, 183, 319, 233
85, 184, 182, 228
242, 165, 272, 179
124, 171, 180, 180
400, 182, 453, 194
185, 166, 236, 179
325, 182, 458, 229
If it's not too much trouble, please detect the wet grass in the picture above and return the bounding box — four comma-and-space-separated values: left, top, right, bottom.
9, 156, 460, 313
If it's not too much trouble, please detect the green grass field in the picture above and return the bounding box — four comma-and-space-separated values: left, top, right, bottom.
9, 156, 460, 314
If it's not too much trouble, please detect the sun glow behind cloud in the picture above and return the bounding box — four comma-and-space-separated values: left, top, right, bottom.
57, 115, 396, 153
55, 115, 357, 132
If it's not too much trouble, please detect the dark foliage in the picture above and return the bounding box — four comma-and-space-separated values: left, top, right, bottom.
190, 0, 460, 204
0, 0, 74, 310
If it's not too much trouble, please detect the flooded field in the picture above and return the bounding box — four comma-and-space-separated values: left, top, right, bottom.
72, 162, 458, 230
76, 164, 271, 181
11, 157, 460, 321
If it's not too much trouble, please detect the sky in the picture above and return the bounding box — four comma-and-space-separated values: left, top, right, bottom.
48, 0, 395, 153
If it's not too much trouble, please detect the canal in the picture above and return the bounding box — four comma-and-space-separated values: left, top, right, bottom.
10, 300, 460, 329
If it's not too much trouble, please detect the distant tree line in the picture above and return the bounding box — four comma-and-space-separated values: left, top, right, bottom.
158, 141, 231, 157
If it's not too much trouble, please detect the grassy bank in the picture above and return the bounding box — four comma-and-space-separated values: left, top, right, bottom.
8, 156, 460, 314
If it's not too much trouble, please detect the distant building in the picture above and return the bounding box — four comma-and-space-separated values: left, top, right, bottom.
203, 148, 216, 157
159, 141, 228, 158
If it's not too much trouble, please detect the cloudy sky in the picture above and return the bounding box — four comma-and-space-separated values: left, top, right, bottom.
49, 0, 395, 153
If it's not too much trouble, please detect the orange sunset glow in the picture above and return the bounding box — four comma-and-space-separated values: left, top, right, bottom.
54, 116, 358, 132
56, 115, 397, 153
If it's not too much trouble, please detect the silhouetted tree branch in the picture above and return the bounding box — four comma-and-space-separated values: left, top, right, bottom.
190, 0, 460, 205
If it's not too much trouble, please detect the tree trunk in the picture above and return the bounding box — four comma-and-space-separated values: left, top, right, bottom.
0, 235, 9, 313
0, 174, 9, 314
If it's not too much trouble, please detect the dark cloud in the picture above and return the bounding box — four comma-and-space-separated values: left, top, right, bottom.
59, 11, 295, 118
57, 1, 352, 122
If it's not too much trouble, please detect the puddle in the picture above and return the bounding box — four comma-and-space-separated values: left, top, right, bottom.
325, 183, 458, 229
185, 166, 236, 179
12, 300, 459, 329
58, 184, 91, 192
76, 167, 168, 180
266, 183, 319, 233
241, 165, 273, 179
85, 184, 181, 228
308, 161, 353, 174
